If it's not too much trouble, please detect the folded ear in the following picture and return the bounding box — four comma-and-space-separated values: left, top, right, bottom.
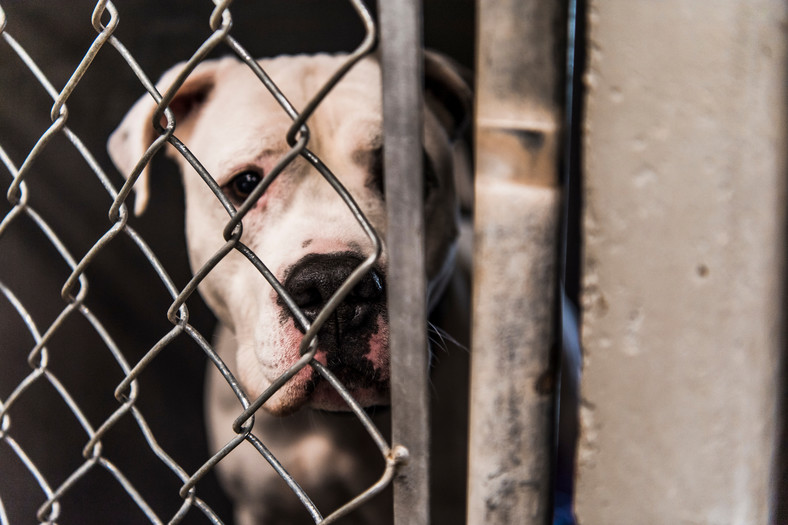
107, 59, 223, 215
424, 51, 473, 142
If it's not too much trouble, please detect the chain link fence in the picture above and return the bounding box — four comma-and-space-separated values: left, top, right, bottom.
0, 1, 429, 523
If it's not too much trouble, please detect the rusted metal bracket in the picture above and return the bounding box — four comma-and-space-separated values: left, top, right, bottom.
468, 1, 567, 524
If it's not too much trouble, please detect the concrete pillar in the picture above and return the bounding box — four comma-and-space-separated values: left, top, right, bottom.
576, 2, 787, 524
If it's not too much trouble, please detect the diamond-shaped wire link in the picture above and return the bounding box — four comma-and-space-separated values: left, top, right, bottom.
0, 1, 402, 523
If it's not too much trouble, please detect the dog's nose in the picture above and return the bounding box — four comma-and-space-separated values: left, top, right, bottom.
282, 254, 385, 338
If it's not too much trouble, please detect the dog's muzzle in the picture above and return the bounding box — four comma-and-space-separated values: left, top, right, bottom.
281, 252, 387, 363
276, 253, 390, 407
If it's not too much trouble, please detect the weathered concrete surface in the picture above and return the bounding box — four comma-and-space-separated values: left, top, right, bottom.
576, 1, 788, 524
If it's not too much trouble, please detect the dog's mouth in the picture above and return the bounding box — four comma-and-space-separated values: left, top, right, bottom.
274, 252, 390, 411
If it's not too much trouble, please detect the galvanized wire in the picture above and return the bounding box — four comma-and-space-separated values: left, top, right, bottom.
0, 1, 404, 523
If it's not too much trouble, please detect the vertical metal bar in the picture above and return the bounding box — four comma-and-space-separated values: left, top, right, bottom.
467, 1, 567, 524
378, 1, 430, 524
576, 1, 788, 523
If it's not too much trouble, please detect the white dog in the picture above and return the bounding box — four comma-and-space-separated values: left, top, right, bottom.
109, 53, 472, 524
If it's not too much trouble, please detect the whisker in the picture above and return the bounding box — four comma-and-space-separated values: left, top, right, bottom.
427, 321, 468, 353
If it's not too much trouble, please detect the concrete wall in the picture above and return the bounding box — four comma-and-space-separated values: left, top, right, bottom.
576, 1, 787, 524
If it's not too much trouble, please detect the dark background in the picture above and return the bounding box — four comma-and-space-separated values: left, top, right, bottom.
0, 1, 474, 523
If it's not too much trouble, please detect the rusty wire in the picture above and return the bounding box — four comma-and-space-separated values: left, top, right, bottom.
0, 1, 404, 523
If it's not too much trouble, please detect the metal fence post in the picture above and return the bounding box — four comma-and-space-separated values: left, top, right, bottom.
378, 1, 430, 524
467, 1, 567, 524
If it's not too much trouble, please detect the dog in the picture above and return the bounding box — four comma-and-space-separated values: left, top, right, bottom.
108, 52, 472, 524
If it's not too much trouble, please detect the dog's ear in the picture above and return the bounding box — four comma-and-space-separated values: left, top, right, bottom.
423, 51, 473, 142
107, 60, 222, 215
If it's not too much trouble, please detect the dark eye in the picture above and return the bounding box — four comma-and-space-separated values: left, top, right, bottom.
227, 170, 263, 201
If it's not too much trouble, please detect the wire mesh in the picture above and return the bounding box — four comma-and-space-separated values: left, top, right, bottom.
0, 1, 405, 523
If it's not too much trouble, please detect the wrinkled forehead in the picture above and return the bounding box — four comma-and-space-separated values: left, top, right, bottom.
193, 56, 383, 160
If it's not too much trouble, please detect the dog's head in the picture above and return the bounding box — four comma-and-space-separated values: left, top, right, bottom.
108, 53, 470, 415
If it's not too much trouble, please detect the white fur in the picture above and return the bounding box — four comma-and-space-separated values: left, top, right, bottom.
109, 53, 470, 524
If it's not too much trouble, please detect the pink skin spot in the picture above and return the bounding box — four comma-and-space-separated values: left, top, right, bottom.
249, 174, 281, 212
364, 316, 390, 382
271, 313, 390, 411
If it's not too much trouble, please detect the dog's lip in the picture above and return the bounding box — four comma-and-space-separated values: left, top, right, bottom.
304, 376, 390, 411
270, 345, 390, 413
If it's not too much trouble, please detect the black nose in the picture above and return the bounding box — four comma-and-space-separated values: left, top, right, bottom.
282, 253, 385, 339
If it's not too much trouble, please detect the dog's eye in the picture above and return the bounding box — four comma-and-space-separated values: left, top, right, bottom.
227, 170, 263, 201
